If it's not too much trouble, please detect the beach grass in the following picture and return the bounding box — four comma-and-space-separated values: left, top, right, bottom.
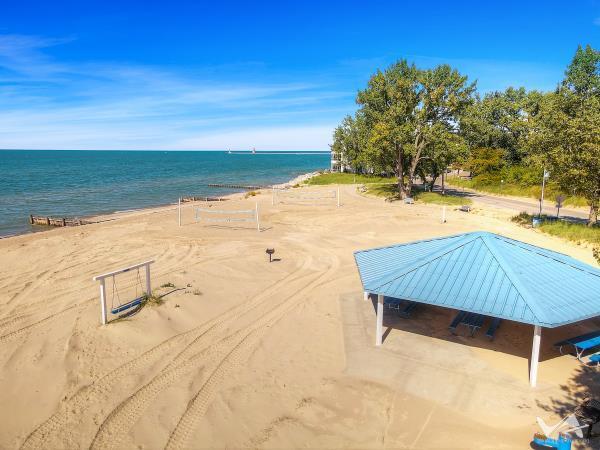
306, 172, 392, 185
449, 177, 588, 207
512, 212, 600, 245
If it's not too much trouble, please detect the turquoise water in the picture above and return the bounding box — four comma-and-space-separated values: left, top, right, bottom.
0, 150, 330, 237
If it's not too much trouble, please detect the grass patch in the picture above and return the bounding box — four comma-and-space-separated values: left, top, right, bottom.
449, 176, 587, 207
413, 191, 472, 206
365, 183, 397, 198
512, 212, 600, 245
306, 172, 393, 185
364, 183, 472, 205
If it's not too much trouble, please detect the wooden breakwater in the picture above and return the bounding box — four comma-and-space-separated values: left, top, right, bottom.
180, 196, 229, 203
29, 215, 91, 228
204, 183, 268, 190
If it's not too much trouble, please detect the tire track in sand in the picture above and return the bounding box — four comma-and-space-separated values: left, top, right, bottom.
164, 253, 339, 450
91, 253, 338, 450
20, 250, 315, 450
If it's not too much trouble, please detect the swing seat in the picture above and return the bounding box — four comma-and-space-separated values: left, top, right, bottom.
111, 297, 144, 315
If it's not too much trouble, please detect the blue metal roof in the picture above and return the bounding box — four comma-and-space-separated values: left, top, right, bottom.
354, 232, 600, 328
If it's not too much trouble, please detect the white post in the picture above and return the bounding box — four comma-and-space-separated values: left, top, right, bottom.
376, 294, 384, 346
99, 278, 107, 325
442, 205, 446, 223
256, 202, 260, 232
145, 262, 152, 298
337, 187, 340, 207
178, 197, 181, 227
540, 168, 546, 217
530, 325, 542, 387
364, 291, 370, 302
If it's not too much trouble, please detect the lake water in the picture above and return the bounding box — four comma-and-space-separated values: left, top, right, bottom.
0, 150, 330, 236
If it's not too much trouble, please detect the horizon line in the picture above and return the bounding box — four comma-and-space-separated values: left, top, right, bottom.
0, 148, 331, 152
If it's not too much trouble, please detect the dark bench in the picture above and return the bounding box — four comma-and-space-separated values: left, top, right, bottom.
486, 318, 502, 341
449, 311, 467, 334
399, 301, 418, 318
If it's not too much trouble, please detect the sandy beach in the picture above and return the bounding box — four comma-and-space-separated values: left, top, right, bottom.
1, 182, 598, 449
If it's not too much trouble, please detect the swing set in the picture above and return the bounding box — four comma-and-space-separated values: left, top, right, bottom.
93, 260, 154, 325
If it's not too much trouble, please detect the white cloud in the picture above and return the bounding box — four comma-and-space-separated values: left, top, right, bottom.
0, 34, 348, 150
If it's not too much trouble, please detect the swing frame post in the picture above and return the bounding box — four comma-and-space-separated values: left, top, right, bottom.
99, 278, 108, 325
145, 263, 152, 298
93, 259, 155, 325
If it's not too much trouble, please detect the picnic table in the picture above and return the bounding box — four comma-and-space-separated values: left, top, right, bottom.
555, 331, 600, 360
384, 298, 418, 318
449, 311, 484, 337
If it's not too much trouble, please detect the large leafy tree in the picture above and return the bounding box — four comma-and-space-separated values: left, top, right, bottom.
331, 114, 367, 173
564, 44, 600, 99
417, 131, 468, 192
461, 87, 541, 164
356, 61, 419, 192
356, 60, 474, 198
526, 45, 600, 225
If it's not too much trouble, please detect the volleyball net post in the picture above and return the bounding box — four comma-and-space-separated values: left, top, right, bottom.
255, 202, 260, 231
178, 197, 182, 227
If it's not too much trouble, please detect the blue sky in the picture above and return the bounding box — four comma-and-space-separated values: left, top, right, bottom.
1, 1, 599, 150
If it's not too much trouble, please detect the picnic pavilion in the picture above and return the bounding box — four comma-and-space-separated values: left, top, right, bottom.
354, 231, 600, 387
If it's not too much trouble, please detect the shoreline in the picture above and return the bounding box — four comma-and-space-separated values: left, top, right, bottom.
0, 170, 322, 240
1, 180, 596, 448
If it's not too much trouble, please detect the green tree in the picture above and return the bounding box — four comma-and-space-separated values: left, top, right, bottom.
331, 114, 367, 173
526, 45, 600, 225
421, 132, 468, 192
465, 147, 506, 177
357, 61, 419, 194
356, 61, 474, 198
461, 87, 540, 164
563, 44, 600, 100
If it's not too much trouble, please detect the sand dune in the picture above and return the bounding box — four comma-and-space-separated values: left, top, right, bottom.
0, 185, 597, 449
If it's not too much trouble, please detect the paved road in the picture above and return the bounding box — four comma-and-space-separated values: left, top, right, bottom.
436, 183, 590, 222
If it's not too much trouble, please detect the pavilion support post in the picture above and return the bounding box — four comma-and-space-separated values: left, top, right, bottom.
363, 291, 370, 302
530, 325, 542, 387
376, 294, 384, 346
